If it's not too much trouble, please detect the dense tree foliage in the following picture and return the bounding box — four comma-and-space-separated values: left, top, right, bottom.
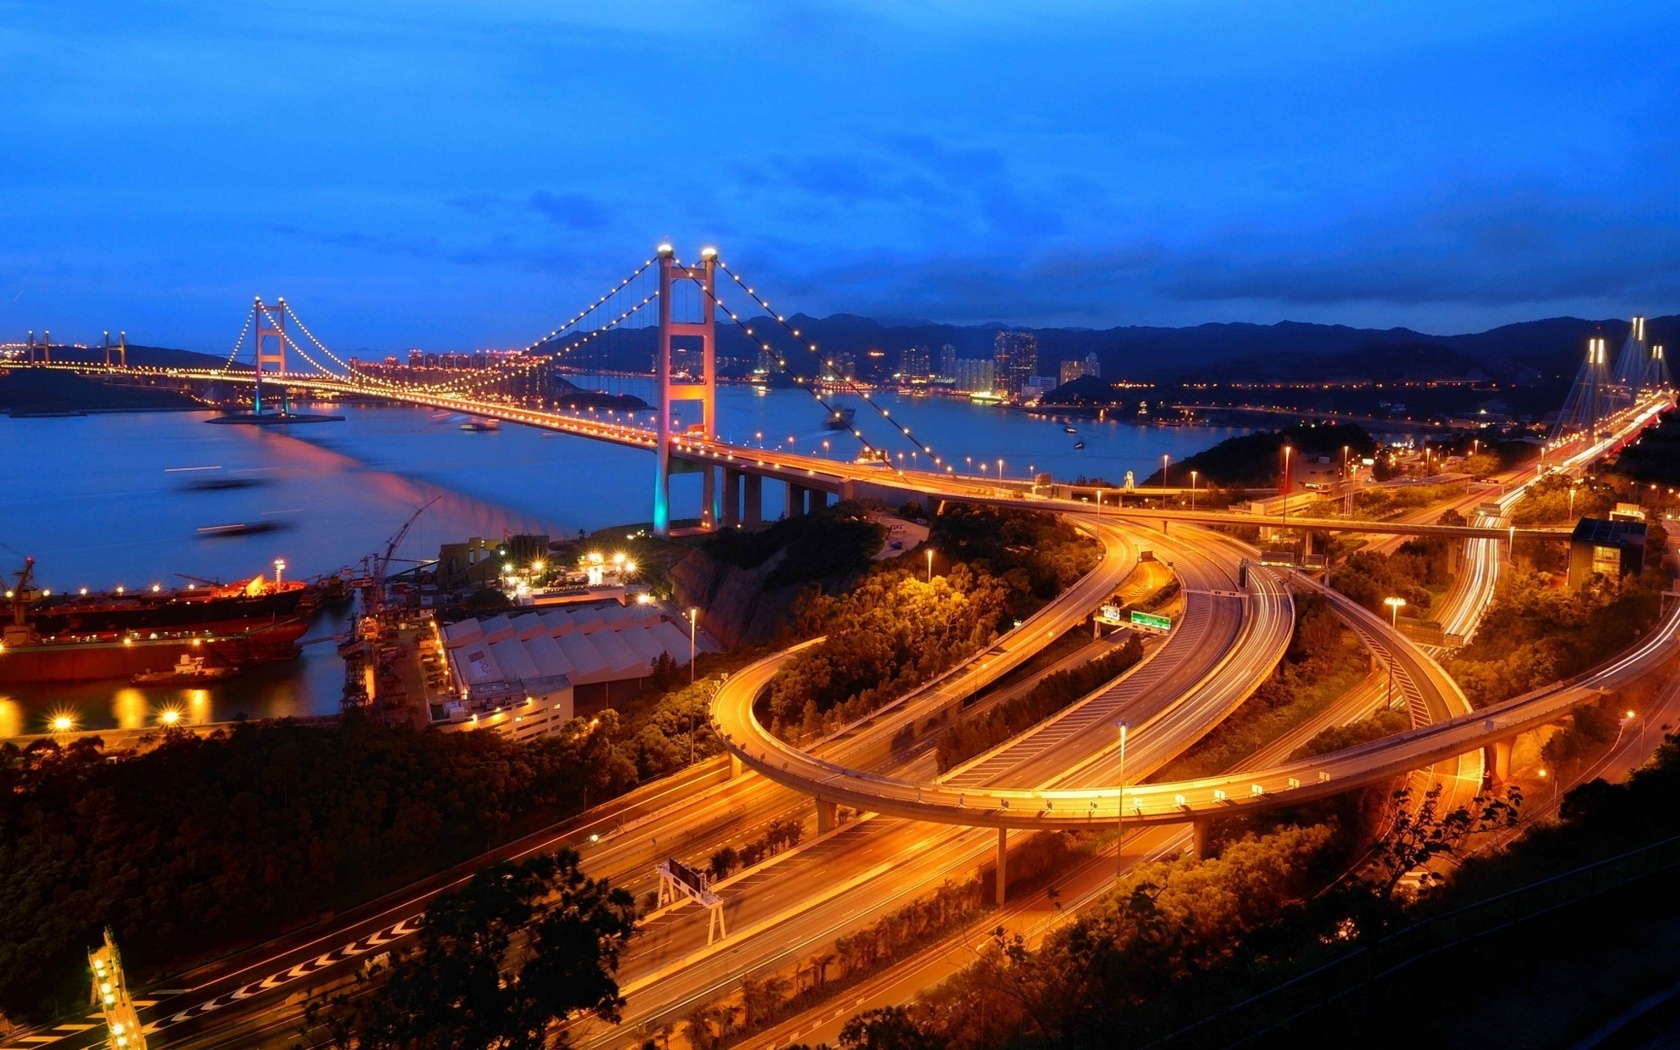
1447, 570, 1664, 708
764, 564, 1010, 734
1328, 532, 1452, 616
705, 501, 885, 588
0, 714, 643, 1020
927, 506, 1099, 620
311, 849, 636, 1049
1289, 708, 1410, 761
1160, 423, 1376, 487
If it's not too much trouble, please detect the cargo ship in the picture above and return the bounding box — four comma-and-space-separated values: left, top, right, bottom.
1, 558, 309, 684
15, 566, 314, 636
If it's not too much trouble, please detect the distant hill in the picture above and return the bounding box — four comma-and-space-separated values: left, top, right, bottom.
28, 344, 241, 370
713, 313, 1678, 387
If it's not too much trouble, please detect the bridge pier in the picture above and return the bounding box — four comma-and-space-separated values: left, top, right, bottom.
808, 488, 828, 513
702, 466, 717, 529
1191, 820, 1211, 861
729, 752, 744, 779
786, 484, 808, 519
721, 470, 741, 529
816, 798, 838, 835
743, 474, 763, 526
1488, 738, 1513, 781
995, 827, 1008, 905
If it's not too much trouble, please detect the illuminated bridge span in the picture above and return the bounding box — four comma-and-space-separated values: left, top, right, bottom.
9, 243, 1633, 546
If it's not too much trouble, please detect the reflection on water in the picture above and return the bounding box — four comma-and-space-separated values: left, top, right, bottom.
0, 397, 1247, 736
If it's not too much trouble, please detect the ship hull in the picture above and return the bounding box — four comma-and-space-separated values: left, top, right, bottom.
0, 620, 307, 685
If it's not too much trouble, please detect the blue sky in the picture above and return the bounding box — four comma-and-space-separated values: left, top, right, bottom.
2, 0, 1677, 352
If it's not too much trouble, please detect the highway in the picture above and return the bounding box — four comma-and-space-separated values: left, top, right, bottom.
568, 520, 1295, 1045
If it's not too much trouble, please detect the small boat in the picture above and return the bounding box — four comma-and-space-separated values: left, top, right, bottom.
822, 406, 857, 431
1063, 426, 1078, 434
460, 418, 500, 432
197, 521, 288, 537
1073, 441, 1086, 450
132, 654, 237, 686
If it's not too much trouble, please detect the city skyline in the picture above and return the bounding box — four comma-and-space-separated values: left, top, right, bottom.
3, 1, 1679, 353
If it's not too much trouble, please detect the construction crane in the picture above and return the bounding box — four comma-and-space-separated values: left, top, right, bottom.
361, 498, 439, 619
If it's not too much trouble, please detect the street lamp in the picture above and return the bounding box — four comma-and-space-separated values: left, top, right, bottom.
926, 547, 934, 584
1383, 597, 1407, 705
273, 558, 286, 585
1162, 453, 1170, 501
688, 607, 698, 684
1281, 445, 1294, 530
1115, 720, 1131, 881
997, 458, 1004, 481
1190, 470, 1199, 511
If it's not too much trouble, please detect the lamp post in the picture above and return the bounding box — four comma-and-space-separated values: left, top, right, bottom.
997, 458, 1004, 482
1115, 720, 1131, 881
1162, 453, 1170, 502
1281, 445, 1294, 530
688, 607, 698, 684
926, 547, 934, 584
1190, 470, 1199, 511
1383, 597, 1407, 705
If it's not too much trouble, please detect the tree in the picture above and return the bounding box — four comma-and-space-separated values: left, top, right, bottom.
314, 849, 636, 1049
1368, 785, 1521, 906
838, 1005, 947, 1049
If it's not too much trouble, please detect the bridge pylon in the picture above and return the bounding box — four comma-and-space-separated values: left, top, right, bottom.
653, 245, 718, 538
252, 297, 289, 415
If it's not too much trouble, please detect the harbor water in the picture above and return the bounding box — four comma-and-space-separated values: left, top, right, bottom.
0, 386, 1246, 736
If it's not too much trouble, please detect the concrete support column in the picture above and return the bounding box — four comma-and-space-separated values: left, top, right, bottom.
995, 827, 1009, 905
1489, 739, 1513, 781
743, 474, 763, 527
1191, 820, 1211, 862
729, 752, 744, 779
816, 799, 838, 835
787, 484, 808, 519
701, 466, 717, 530
808, 488, 828, 513
722, 470, 741, 529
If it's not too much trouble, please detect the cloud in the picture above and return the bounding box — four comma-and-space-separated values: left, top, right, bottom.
527, 191, 611, 231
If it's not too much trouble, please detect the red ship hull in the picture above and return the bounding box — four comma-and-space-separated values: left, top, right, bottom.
0, 619, 308, 684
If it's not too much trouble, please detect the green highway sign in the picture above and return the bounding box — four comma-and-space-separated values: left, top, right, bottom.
1130, 610, 1172, 631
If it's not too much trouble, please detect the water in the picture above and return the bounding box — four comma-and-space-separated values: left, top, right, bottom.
0, 390, 1245, 736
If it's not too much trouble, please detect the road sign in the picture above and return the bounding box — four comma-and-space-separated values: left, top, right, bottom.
1097, 604, 1125, 625
1130, 610, 1171, 631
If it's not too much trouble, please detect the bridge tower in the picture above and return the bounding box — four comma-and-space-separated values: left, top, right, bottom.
653, 245, 718, 538
252, 297, 289, 415
102, 331, 127, 368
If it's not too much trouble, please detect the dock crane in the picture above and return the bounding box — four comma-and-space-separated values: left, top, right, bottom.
360, 498, 439, 619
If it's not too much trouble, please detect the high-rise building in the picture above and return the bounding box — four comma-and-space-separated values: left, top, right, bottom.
993, 330, 1038, 399
1084, 351, 1101, 379
954, 358, 995, 393
900, 346, 932, 380
939, 343, 958, 380
827, 351, 857, 381
1059, 360, 1086, 386
408, 348, 425, 368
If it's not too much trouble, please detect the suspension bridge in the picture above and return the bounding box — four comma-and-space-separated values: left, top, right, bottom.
5, 247, 1667, 545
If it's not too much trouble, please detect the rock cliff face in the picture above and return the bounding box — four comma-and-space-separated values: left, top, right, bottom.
669, 546, 857, 649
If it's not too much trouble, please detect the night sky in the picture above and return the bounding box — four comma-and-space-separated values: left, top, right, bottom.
3, 1, 1677, 352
